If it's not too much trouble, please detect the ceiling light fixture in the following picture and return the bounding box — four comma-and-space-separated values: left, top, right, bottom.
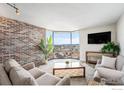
6, 3, 20, 15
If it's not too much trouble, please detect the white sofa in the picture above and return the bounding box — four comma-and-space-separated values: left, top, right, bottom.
0, 59, 70, 85
94, 55, 124, 85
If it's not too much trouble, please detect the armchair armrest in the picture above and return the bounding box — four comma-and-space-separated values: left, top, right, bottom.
93, 71, 101, 82
56, 76, 70, 85
22, 62, 35, 70
95, 59, 102, 69
97, 59, 101, 64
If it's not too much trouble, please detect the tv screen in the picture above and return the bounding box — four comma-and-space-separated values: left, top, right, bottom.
88, 31, 111, 44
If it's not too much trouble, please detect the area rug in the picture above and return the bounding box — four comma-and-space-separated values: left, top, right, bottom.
38, 59, 95, 85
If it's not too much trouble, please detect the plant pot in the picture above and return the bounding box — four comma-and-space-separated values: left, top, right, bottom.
43, 60, 48, 64
44, 60, 48, 64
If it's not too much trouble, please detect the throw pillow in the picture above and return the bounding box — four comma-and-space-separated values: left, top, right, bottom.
9, 66, 37, 85
28, 68, 45, 79
100, 56, 116, 69
0, 64, 11, 85
4, 59, 21, 73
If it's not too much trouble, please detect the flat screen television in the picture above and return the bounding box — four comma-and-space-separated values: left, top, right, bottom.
88, 31, 111, 44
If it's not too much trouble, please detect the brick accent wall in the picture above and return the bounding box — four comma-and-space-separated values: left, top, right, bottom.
0, 16, 45, 66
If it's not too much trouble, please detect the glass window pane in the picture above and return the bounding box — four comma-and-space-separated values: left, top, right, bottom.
46, 31, 52, 44
72, 31, 79, 44
54, 32, 71, 45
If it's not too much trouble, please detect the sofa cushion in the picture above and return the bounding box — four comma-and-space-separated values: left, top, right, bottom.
56, 76, 70, 85
116, 55, 124, 71
9, 66, 37, 85
100, 56, 116, 69
36, 73, 60, 85
28, 67, 45, 79
4, 59, 21, 73
0, 64, 11, 85
96, 67, 124, 82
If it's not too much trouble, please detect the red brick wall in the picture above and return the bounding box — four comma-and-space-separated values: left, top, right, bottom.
0, 16, 46, 66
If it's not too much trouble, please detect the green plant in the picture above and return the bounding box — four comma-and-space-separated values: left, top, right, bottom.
101, 42, 120, 56
65, 61, 69, 64
39, 36, 54, 60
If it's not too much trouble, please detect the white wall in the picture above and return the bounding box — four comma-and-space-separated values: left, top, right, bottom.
79, 24, 117, 61
117, 14, 124, 56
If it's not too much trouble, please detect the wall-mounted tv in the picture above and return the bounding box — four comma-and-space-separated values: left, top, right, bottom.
88, 31, 111, 44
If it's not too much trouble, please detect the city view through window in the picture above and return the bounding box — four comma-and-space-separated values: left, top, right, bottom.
46, 31, 80, 59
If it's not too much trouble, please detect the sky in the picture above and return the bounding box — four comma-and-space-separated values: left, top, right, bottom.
46, 31, 79, 45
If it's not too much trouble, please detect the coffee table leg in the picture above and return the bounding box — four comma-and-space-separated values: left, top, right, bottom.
84, 67, 85, 78
53, 69, 55, 75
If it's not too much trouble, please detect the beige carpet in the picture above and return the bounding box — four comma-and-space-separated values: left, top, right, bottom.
39, 59, 95, 85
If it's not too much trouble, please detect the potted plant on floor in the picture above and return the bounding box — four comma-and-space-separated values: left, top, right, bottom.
39, 36, 54, 64
101, 42, 120, 56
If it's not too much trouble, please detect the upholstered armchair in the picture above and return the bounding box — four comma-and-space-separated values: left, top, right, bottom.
93, 55, 124, 85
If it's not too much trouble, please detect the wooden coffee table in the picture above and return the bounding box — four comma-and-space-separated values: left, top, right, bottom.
53, 62, 85, 78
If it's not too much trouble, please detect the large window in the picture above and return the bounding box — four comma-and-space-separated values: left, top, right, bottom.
72, 32, 79, 44
54, 32, 71, 45
46, 31, 80, 59
46, 31, 79, 45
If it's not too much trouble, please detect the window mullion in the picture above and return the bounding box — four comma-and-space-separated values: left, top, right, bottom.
53, 32, 54, 45
70, 32, 72, 45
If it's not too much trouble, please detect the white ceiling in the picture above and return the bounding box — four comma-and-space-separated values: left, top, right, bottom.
0, 3, 124, 31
